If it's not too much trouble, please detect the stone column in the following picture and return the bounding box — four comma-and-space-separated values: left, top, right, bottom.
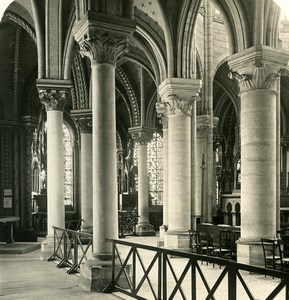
276, 81, 281, 233
191, 101, 198, 231
72, 110, 93, 233
129, 127, 155, 236
156, 103, 168, 237
196, 116, 210, 222
74, 24, 134, 291
228, 45, 289, 266
21, 116, 38, 242
37, 80, 71, 260
281, 136, 289, 193
158, 78, 201, 250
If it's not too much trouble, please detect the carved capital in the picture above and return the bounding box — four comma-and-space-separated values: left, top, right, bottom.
79, 31, 129, 65
71, 109, 92, 134
227, 45, 289, 94
158, 78, 201, 116
76, 118, 92, 134
39, 89, 68, 111
36, 79, 71, 112
128, 126, 155, 145
196, 115, 210, 136
155, 102, 168, 129
165, 94, 195, 115
229, 64, 281, 93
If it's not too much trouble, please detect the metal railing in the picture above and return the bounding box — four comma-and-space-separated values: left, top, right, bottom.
48, 226, 93, 274
118, 210, 138, 238
104, 239, 289, 300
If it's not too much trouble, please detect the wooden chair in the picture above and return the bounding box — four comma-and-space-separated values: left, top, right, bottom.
280, 235, 289, 271
212, 230, 232, 259
261, 238, 283, 271
231, 230, 240, 261
197, 231, 214, 256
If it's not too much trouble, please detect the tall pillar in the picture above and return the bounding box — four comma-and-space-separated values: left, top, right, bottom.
196, 115, 210, 222
158, 78, 201, 250
228, 45, 289, 266
191, 101, 198, 230
74, 20, 135, 291
156, 103, 168, 237
72, 110, 93, 233
37, 80, 71, 260
129, 127, 155, 236
21, 116, 38, 242
276, 81, 281, 233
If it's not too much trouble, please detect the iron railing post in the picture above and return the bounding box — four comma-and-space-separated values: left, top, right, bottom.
191, 260, 197, 300
228, 261, 237, 300
157, 250, 162, 300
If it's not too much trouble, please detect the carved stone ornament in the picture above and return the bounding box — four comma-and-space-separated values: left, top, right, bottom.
128, 126, 155, 145
79, 31, 129, 65
228, 63, 282, 94
76, 117, 92, 134
165, 94, 195, 115
131, 131, 152, 145
155, 102, 168, 129
38, 89, 68, 111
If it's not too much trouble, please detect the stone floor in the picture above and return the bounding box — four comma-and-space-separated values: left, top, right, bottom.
0, 236, 287, 299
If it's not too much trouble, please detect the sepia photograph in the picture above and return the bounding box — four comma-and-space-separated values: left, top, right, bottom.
1, 0, 289, 299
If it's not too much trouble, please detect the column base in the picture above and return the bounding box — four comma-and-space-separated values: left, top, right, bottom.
79, 257, 130, 292
164, 230, 191, 252
237, 239, 264, 267
40, 236, 54, 261
136, 223, 155, 236
159, 224, 168, 239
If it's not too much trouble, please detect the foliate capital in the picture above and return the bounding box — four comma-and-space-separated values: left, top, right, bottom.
228, 64, 282, 94
36, 79, 71, 112
155, 102, 168, 129
227, 45, 289, 94
158, 78, 201, 116
38, 89, 68, 112
76, 118, 92, 134
79, 31, 129, 65
166, 94, 195, 115
128, 126, 155, 145
71, 109, 92, 134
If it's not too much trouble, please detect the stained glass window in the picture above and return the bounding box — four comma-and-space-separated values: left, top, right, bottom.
133, 132, 163, 205
63, 124, 73, 206
148, 132, 163, 205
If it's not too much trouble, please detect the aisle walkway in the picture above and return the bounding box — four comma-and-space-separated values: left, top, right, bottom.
0, 236, 286, 299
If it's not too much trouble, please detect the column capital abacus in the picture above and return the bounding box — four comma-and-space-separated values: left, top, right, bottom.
71, 109, 92, 134
128, 126, 155, 145
36, 79, 71, 112
228, 45, 289, 94
158, 78, 201, 116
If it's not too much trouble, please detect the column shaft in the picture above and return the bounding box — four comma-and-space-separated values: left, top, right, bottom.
138, 143, 149, 224
91, 63, 118, 257
241, 90, 277, 240
81, 132, 93, 232
167, 114, 191, 232
191, 101, 198, 230
162, 128, 168, 229
46, 110, 64, 237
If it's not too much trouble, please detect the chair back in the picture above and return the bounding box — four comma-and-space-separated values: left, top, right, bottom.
282, 235, 289, 258
261, 238, 283, 270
